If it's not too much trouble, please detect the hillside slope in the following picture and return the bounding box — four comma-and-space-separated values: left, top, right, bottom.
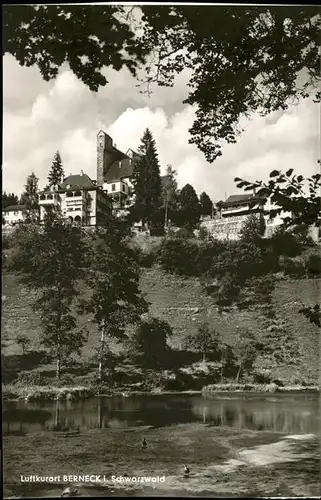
2, 269, 320, 383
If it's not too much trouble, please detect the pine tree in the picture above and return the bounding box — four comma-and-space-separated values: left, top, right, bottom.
175, 183, 200, 229
161, 165, 178, 228
48, 151, 64, 186
199, 191, 214, 217
131, 128, 162, 229
20, 172, 39, 222
8, 211, 88, 379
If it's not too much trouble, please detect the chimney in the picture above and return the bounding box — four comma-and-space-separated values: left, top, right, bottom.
81, 169, 84, 176
253, 187, 256, 196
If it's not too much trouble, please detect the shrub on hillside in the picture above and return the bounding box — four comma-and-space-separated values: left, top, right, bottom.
269, 228, 303, 257
289, 224, 316, 247
172, 226, 195, 239
15, 370, 48, 386
196, 239, 227, 275
52, 374, 76, 387
281, 257, 306, 278
157, 238, 200, 276
128, 317, 173, 369
305, 254, 321, 276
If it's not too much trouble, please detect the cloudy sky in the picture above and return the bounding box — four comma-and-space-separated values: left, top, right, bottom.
3, 29, 319, 201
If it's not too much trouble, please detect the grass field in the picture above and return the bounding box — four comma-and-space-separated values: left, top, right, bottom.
3, 423, 320, 498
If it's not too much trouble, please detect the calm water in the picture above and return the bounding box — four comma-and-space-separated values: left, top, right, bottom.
3, 392, 319, 436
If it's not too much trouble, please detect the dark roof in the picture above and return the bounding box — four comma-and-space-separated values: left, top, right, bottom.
3, 204, 26, 212
60, 173, 96, 190
223, 194, 265, 207
104, 150, 141, 183
104, 158, 133, 183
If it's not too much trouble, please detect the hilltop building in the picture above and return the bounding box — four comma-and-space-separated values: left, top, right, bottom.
2, 204, 28, 226
38, 130, 140, 226
38, 171, 112, 225
200, 192, 292, 240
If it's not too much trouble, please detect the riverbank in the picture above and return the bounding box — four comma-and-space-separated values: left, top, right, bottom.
202, 383, 320, 395
2, 382, 319, 402
3, 422, 320, 498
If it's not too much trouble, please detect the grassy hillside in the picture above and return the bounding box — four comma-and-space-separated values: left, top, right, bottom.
2, 264, 320, 385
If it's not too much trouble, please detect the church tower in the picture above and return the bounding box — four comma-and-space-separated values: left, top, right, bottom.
97, 130, 113, 187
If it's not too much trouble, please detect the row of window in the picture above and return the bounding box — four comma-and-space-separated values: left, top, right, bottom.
66, 191, 83, 197
111, 183, 128, 193
64, 207, 83, 212
39, 194, 61, 201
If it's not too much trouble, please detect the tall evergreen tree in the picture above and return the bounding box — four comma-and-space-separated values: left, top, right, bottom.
131, 128, 162, 229
8, 211, 88, 379
48, 151, 64, 186
20, 172, 39, 221
161, 165, 178, 228
199, 191, 214, 217
175, 183, 200, 229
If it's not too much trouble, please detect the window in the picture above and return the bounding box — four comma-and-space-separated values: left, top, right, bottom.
14, 211, 19, 216
112, 184, 116, 191
122, 184, 126, 192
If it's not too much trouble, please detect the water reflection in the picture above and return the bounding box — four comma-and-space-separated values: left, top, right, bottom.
3, 393, 319, 436
191, 396, 318, 434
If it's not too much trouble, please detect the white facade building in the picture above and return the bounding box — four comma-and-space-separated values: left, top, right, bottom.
200, 193, 294, 240
38, 171, 112, 226
2, 205, 27, 225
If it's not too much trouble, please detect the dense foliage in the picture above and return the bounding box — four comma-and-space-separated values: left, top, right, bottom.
2, 191, 19, 209
127, 317, 173, 368
8, 212, 88, 378
4, 6, 319, 162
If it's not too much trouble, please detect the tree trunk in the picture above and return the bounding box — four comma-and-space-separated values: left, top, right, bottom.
165, 198, 169, 228
220, 350, 224, 383
97, 397, 103, 429
236, 364, 242, 382
202, 352, 206, 364
98, 329, 105, 381
56, 338, 61, 379
55, 399, 60, 428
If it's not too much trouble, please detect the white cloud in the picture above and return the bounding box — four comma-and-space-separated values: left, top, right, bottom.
3, 55, 318, 202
